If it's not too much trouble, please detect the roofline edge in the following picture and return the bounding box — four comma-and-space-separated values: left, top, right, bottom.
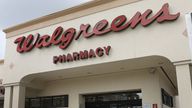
3, 0, 115, 33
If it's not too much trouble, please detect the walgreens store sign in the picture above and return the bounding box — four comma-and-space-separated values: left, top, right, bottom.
14, 3, 180, 64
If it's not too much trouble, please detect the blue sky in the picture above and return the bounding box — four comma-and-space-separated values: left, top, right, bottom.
0, 0, 91, 59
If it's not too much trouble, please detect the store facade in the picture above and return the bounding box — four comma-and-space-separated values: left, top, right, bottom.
1, 0, 192, 108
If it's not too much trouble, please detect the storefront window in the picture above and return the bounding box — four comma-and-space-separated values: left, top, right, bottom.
25, 95, 68, 108
0, 99, 3, 108
161, 89, 173, 107
84, 90, 142, 108
53, 96, 68, 107
41, 97, 52, 108
30, 98, 40, 108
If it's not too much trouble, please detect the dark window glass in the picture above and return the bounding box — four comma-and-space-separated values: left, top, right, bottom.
84, 90, 142, 108
0, 100, 4, 108
41, 97, 52, 108
25, 98, 30, 108
25, 95, 68, 108
53, 96, 68, 107
30, 98, 40, 108
161, 89, 173, 107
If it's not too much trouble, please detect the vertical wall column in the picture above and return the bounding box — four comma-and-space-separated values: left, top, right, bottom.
3, 84, 26, 108
12, 85, 26, 108
3, 86, 13, 108
176, 64, 192, 108
69, 93, 80, 108
142, 71, 161, 108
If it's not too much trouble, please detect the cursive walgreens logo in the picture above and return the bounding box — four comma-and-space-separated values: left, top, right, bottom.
14, 3, 180, 53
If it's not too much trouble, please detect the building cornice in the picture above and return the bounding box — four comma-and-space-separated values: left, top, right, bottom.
173, 59, 192, 66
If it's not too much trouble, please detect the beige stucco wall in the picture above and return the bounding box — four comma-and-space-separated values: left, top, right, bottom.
25, 69, 165, 108
190, 65, 192, 88
175, 64, 192, 108
2, 0, 192, 85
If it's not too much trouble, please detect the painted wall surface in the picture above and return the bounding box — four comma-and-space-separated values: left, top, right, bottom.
3, 0, 192, 84
190, 65, 192, 89
26, 69, 162, 108
176, 64, 192, 108
175, 96, 180, 108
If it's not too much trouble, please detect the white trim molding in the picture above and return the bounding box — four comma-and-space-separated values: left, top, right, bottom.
185, 13, 192, 61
